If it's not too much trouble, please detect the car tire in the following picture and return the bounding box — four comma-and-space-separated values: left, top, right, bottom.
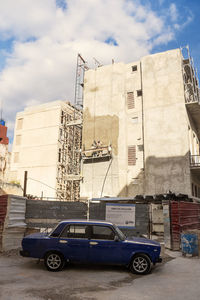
130, 253, 151, 275
44, 252, 65, 272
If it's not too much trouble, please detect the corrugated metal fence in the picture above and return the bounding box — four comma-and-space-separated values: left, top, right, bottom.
170, 201, 200, 250
0, 195, 26, 251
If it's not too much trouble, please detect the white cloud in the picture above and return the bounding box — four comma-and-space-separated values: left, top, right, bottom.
0, 0, 191, 141
169, 3, 178, 22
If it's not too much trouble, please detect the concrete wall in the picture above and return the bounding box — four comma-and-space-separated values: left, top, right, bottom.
26, 199, 87, 228
142, 49, 191, 195
25, 199, 150, 237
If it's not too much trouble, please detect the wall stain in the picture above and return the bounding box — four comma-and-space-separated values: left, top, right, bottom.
90, 87, 99, 92
83, 108, 119, 155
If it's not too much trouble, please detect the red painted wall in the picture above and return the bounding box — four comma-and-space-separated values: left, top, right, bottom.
0, 124, 9, 145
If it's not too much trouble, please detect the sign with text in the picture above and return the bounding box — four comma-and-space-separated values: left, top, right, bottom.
106, 203, 135, 228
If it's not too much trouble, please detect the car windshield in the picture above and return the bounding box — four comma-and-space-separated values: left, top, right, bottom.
48, 224, 60, 237
113, 225, 126, 240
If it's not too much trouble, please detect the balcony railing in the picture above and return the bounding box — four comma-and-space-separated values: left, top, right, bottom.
190, 155, 200, 167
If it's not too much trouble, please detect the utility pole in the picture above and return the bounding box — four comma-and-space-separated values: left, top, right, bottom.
23, 171, 28, 197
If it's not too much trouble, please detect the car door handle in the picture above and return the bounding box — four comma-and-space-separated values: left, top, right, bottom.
59, 240, 68, 244
90, 242, 98, 245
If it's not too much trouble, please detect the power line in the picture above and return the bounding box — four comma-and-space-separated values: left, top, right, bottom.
27, 177, 57, 191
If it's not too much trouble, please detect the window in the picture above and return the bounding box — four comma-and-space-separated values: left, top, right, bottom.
60, 224, 89, 239
195, 185, 198, 197
15, 135, 21, 145
192, 183, 194, 196
132, 65, 137, 72
61, 111, 64, 124
127, 92, 135, 109
132, 117, 138, 124
17, 118, 23, 130
137, 90, 142, 97
128, 146, 136, 166
58, 148, 61, 162
14, 152, 19, 163
137, 144, 144, 151
91, 226, 115, 240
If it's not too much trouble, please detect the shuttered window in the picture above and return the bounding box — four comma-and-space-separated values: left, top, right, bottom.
127, 92, 135, 109
14, 152, 19, 163
128, 146, 136, 166
17, 118, 23, 130
16, 135, 21, 145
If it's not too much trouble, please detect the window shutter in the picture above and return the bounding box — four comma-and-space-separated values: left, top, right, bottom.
128, 146, 136, 166
127, 92, 135, 109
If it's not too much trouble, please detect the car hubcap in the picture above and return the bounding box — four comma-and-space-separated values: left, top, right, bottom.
47, 254, 61, 269
133, 257, 148, 273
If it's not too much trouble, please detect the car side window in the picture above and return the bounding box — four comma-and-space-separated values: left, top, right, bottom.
60, 224, 89, 239
91, 225, 115, 240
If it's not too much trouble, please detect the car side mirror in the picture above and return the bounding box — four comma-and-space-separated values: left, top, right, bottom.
114, 235, 120, 242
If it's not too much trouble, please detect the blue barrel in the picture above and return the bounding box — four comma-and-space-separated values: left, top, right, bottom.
0, 119, 5, 126
181, 233, 198, 256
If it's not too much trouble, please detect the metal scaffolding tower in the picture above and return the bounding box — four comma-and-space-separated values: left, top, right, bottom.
56, 54, 88, 201
75, 54, 89, 109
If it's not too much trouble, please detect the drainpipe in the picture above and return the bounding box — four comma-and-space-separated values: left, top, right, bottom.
140, 62, 145, 194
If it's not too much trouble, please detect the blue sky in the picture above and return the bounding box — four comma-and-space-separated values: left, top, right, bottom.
0, 0, 200, 144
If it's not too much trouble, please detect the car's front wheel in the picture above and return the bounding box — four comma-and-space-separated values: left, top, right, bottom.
44, 252, 65, 272
130, 253, 151, 275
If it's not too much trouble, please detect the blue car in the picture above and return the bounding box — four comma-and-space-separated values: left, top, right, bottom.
20, 220, 162, 274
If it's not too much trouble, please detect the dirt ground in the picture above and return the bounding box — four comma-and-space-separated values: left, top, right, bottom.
0, 250, 199, 300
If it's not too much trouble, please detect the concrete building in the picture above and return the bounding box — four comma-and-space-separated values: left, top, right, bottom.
10, 101, 82, 200
80, 48, 200, 199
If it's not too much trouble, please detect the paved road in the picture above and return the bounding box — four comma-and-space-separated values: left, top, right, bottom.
0, 251, 200, 300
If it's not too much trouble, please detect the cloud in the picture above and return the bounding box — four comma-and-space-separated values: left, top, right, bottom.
169, 3, 178, 23
0, 0, 192, 141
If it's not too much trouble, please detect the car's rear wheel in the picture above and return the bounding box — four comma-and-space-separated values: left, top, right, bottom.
44, 252, 65, 272
130, 253, 151, 275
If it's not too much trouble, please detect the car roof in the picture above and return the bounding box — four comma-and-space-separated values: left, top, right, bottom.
59, 219, 114, 226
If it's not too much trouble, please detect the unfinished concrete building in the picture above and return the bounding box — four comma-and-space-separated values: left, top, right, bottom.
80, 47, 200, 199
10, 101, 82, 200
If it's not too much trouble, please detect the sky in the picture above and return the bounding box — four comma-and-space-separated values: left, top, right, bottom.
0, 0, 200, 145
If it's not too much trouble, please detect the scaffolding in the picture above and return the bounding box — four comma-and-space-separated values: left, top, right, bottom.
181, 46, 200, 104
56, 104, 82, 200
56, 54, 88, 201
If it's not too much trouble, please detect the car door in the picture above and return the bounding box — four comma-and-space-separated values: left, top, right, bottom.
58, 224, 90, 262
88, 225, 123, 264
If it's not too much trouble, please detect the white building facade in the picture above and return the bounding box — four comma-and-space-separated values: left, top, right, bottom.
10, 101, 82, 200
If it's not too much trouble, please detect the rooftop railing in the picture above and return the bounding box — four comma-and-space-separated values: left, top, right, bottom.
190, 155, 200, 167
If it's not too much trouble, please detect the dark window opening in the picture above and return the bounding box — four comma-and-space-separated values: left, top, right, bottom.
61, 111, 64, 124
132, 65, 137, 72
137, 90, 142, 97
58, 148, 61, 162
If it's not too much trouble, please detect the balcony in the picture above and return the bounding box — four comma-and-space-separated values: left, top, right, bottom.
190, 155, 200, 167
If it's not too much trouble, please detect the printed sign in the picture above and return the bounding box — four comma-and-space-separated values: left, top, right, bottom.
106, 203, 135, 228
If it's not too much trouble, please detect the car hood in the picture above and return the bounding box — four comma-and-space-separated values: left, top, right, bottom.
125, 236, 160, 247
24, 233, 48, 239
